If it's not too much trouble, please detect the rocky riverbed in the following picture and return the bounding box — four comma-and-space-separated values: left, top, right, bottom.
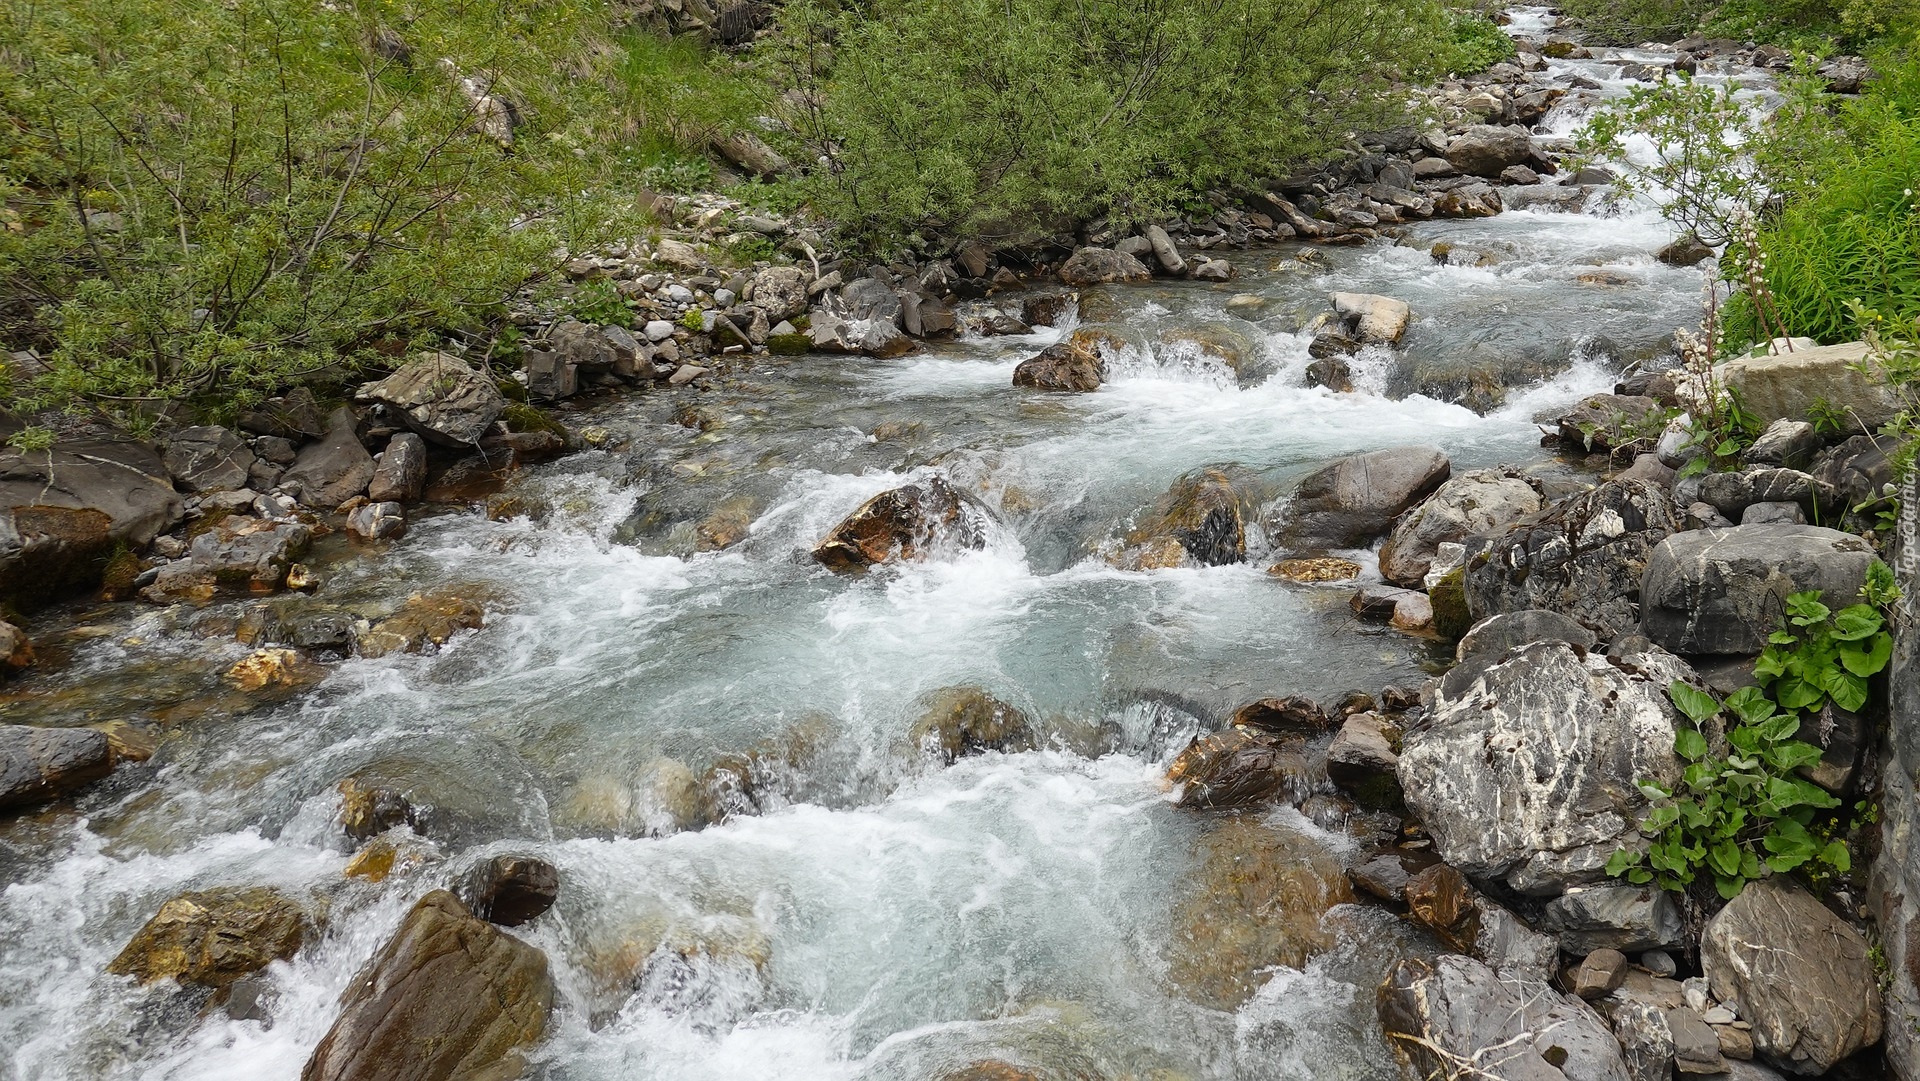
0, 9, 1909, 1081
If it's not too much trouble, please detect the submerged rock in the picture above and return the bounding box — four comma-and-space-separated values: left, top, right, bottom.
813, 477, 988, 572
1166, 815, 1352, 1009
1276, 446, 1450, 552
908, 686, 1035, 764
0, 724, 113, 812
1398, 641, 1686, 894
355, 587, 488, 657
1267, 556, 1361, 583
1702, 878, 1882, 1074
460, 856, 559, 927
109, 886, 306, 987
1012, 337, 1104, 392
302, 890, 553, 1081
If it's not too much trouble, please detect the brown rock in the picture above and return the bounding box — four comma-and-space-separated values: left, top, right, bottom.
1114, 468, 1251, 569
1404, 863, 1480, 952
339, 778, 419, 841
109, 887, 306, 987
812, 477, 986, 572
1012, 339, 1104, 392
0, 619, 34, 673
1165, 727, 1305, 810
1572, 948, 1629, 999
907, 686, 1034, 764
1229, 695, 1328, 737
356, 587, 488, 658
460, 856, 559, 927
1267, 557, 1360, 583
224, 648, 324, 693
301, 891, 553, 1081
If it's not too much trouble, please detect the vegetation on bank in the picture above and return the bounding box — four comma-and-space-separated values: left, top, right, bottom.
1563, 0, 1920, 49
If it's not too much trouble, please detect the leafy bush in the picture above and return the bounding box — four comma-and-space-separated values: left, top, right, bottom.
1577, 74, 1770, 245
1559, 0, 1709, 45
0, 0, 644, 417
616, 29, 771, 191
774, 0, 1451, 246
1437, 11, 1517, 76
1609, 586, 1894, 898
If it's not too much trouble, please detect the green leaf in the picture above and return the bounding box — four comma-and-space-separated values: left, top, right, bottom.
1674, 728, 1710, 761
1765, 741, 1827, 774
1754, 648, 1789, 679
1667, 680, 1721, 724
1708, 838, 1742, 877
1830, 672, 1870, 713
1715, 874, 1746, 900
1628, 867, 1654, 884
1606, 849, 1638, 876
1840, 633, 1892, 677
1765, 818, 1820, 869
1776, 677, 1825, 711
1678, 456, 1709, 479
1832, 605, 1884, 640
1820, 839, 1852, 872
1725, 686, 1776, 725
1786, 591, 1830, 623
1756, 711, 1800, 743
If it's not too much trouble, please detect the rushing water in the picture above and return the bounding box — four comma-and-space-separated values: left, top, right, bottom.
0, 16, 1734, 1081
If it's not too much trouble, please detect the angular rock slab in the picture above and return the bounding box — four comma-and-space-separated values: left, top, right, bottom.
109, 886, 306, 987
1379, 954, 1631, 1081
1640, 525, 1878, 656
1398, 641, 1684, 894
0, 426, 184, 608
358, 352, 507, 447
1702, 878, 1881, 1075
0, 724, 112, 811
1465, 479, 1673, 641
1721, 341, 1898, 435
302, 890, 553, 1081
1277, 446, 1450, 551
812, 476, 988, 572
1379, 468, 1543, 586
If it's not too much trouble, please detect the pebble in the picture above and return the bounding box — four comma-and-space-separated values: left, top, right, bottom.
1701, 1006, 1737, 1024
643, 320, 676, 342
714, 288, 737, 307
666, 284, 694, 303
1640, 949, 1677, 976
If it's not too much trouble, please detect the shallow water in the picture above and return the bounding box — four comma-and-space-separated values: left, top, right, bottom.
0, 18, 1728, 1080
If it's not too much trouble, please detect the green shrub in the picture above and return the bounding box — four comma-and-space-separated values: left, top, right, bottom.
1559, 0, 1709, 45
1608, 585, 1894, 898
0, 0, 642, 418
1437, 11, 1517, 75
615, 29, 772, 191
775, 0, 1450, 246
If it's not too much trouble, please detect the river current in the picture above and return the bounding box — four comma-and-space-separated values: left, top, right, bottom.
0, 16, 1769, 1081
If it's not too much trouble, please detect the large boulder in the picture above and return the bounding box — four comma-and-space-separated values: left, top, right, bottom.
746, 266, 810, 322
1330, 292, 1411, 345
368, 433, 429, 504
162, 426, 256, 493
1275, 446, 1450, 551
1398, 641, 1687, 894
1114, 468, 1253, 569
1464, 479, 1674, 640
459, 856, 559, 927
0, 724, 113, 811
1059, 247, 1151, 287
1640, 525, 1879, 655
108, 886, 307, 987
1379, 954, 1631, 1081
1557, 394, 1663, 454
302, 890, 554, 1081
358, 352, 507, 447
1445, 125, 1537, 178
1721, 342, 1898, 435
1702, 877, 1882, 1074
811, 476, 989, 572
0, 425, 184, 608
281, 407, 377, 509
1539, 884, 1684, 953
185, 516, 313, 592
1378, 468, 1543, 586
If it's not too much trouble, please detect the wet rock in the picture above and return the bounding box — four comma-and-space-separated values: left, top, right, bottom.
1379, 954, 1630, 1081
1330, 292, 1411, 345
1445, 124, 1537, 178
225, 647, 324, 694
1390, 592, 1436, 635
1701, 877, 1882, 1074
0, 620, 33, 674
812, 476, 989, 572
1378, 468, 1542, 586
1144, 224, 1186, 275
108, 887, 306, 987
356, 590, 485, 658
1193, 258, 1233, 282
1657, 236, 1716, 267
1558, 393, 1664, 454
1721, 341, 1896, 435
1020, 292, 1076, 328
1230, 694, 1329, 736
359, 353, 507, 448
1573, 948, 1630, 999
338, 778, 419, 841
1167, 815, 1352, 1009
1115, 467, 1251, 568
907, 686, 1035, 764
1326, 711, 1400, 808
1351, 583, 1420, 622
1276, 446, 1450, 551
164, 426, 256, 493
1058, 247, 1151, 287
1464, 479, 1674, 641
281, 407, 377, 509
460, 856, 559, 927
1304, 356, 1353, 392
1405, 863, 1480, 952
345, 501, 407, 542
0, 724, 112, 811
1165, 726, 1302, 809
1012, 338, 1103, 392
1640, 525, 1877, 655
1399, 640, 1686, 894
368, 433, 428, 504
0, 426, 184, 609
1541, 884, 1684, 953
1267, 556, 1360, 582
301, 890, 553, 1081
1349, 848, 1439, 902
